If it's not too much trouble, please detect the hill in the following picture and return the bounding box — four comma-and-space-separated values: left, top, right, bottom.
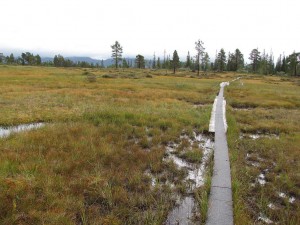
41, 57, 136, 67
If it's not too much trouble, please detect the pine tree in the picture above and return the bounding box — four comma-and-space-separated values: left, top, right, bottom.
111, 41, 123, 69
195, 40, 205, 75
101, 60, 104, 68
135, 55, 145, 69
171, 50, 180, 74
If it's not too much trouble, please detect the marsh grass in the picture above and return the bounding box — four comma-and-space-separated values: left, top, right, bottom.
0, 66, 223, 224
179, 148, 203, 163
194, 151, 213, 224
226, 75, 300, 224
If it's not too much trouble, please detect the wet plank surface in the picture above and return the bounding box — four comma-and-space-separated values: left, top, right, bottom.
206, 83, 233, 225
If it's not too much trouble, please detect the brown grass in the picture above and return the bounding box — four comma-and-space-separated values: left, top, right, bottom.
226, 75, 300, 225
0, 65, 223, 224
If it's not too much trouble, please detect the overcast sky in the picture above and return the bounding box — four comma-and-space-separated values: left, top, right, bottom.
1, 0, 299, 60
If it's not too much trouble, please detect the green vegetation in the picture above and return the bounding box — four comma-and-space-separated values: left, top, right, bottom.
171, 50, 180, 74
1, 40, 299, 76
1, 65, 299, 224
195, 153, 213, 224
226, 75, 300, 224
0, 65, 219, 224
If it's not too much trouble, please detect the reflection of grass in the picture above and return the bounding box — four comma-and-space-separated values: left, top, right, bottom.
0, 65, 221, 224
227, 75, 300, 224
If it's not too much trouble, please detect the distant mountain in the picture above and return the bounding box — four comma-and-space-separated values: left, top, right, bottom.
65, 57, 102, 65
42, 57, 54, 62
41, 57, 136, 67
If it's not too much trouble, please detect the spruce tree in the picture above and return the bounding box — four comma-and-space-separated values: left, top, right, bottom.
7, 53, 15, 64
227, 52, 235, 71
217, 49, 226, 72
268, 52, 274, 74
36, 54, 41, 65
157, 57, 161, 69
202, 52, 210, 71
162, 50, 166, 69
185, 51, 191, 68
249, 48, 261, 73
275, 54, 282, 72
260, 50, 268, 75
234, 49, 244, 71
287, 51, 299, 76
172, 50, 180, 74
122, 58, 129, 68
152, 53, 156, 69
281, 56, 287, 73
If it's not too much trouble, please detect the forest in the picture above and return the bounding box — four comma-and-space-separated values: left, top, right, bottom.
1, 40, 299, 76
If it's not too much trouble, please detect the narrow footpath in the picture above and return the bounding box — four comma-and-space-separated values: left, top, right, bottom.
206, 82, 233, 225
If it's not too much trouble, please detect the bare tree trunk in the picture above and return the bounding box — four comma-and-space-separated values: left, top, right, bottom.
197, 54, 200, 76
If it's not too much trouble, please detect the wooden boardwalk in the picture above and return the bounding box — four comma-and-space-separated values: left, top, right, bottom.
206, 82, 233, 225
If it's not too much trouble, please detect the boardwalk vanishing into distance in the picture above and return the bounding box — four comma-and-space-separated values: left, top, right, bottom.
206, 81, 233, 225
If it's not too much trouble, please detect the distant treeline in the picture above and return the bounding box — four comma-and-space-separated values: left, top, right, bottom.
0, 52, 106, 68
1, 46, 299, 76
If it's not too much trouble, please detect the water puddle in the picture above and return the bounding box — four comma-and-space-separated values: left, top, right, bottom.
0, 123, 45, 138
267, 202, 283, 211
257, 173, 266, 186
289, 196, 296, 204
165, 133, 213, 189
240, 133, 279, 140
165, 196, 195, 225
258, 213, 273, 224
268, 203, 277, 210
231, 77, 241, 82
144, 170, 156, 187
232, 108, 252, 111
164, 132, 214, 223
277, 192, 296, 204
193, 103, 209, 108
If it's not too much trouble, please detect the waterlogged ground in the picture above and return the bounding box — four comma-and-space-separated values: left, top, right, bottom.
1, 66, 298, 224
226, 75, 300, 225
0, 66, 224, 224
164, 132, 214, 224
0, 123, 44, 138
